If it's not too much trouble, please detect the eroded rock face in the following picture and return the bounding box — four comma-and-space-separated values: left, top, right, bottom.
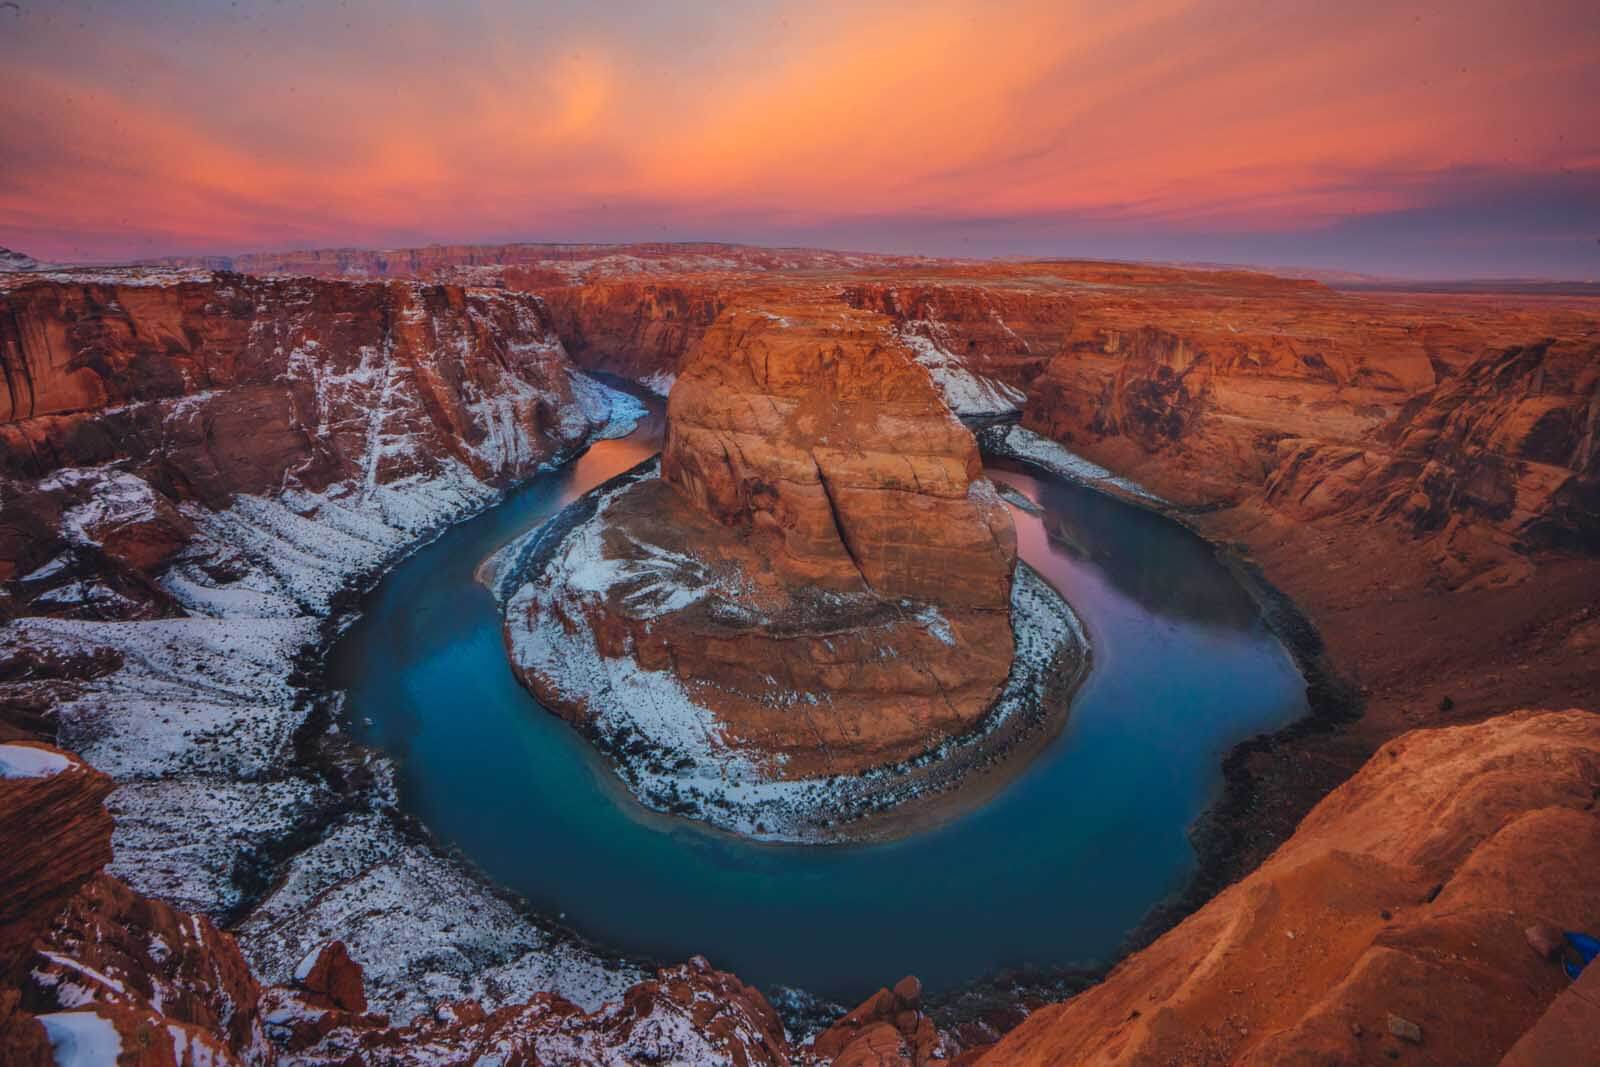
0, 270, 624, 617
980, 709, 1600, 1067
663, 304, 1016, 609
507, 299, 1021, 804
0, 743, 112, 969
1263, 339, 1600, 573
537, 279, 728, 386
838, 282, 1068, 414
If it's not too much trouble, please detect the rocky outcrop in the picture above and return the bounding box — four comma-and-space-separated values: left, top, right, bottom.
981, 709, 1600, 1066
662, 303, 1016, 609
808, 975, 952, 1066
1261, 339, 1600, 580
500, 298, 1045, 834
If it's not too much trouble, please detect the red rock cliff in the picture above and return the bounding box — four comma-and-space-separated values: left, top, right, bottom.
0, 270, 621, 616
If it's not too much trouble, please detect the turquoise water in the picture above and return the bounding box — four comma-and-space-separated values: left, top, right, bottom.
331, 412, 1308, 1003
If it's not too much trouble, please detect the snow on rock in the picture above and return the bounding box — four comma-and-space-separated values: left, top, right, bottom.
0, 741, 75, 778
41, 469, 165, 548
6, 616, 315, 782
36, 1009, 125, 1067
980, 423, 1165, 505
898, 323, 1027, 417
640, 369, 677, 397
237, 813, 642, 1024
106, 778, 324, 918
1, 336, 647, 1016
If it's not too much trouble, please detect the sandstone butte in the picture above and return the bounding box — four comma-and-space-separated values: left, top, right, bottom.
2, 245, 1599, 1065
511, 296, 1019, 780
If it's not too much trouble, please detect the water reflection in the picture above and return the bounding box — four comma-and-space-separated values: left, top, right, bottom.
991, 461, 1260, 630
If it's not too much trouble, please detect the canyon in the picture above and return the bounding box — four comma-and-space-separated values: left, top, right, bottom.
2, 243, 1598, 1065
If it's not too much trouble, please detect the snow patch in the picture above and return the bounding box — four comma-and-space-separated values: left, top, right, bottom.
898, 325, 1026, 417
982, 423, 1164, 504
640, 369, 677, 397
2, 362, 647, 1015
37, 1010, 125, 1067
0, 742, 73, 779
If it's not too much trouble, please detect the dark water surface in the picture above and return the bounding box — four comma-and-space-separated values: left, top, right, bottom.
331, 414, 1308, 1003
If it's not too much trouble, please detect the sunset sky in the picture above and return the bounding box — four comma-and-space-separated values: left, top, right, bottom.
2, 0, 1596, 277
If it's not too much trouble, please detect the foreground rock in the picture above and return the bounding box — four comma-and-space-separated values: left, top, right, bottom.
1, 749, 972, 1065
9, 713, 1597, 1066
981, 709, 1600, 1066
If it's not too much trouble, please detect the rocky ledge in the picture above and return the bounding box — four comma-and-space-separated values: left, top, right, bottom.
490, 300, 1088, 838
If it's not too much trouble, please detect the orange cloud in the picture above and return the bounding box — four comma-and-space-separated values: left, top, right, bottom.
0, 0, 1594, 265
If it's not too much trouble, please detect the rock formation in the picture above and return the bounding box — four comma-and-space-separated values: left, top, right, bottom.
501, 298, 1038, 831
1260, 338, 1600, 581
981, 709, 1600, 1067
0, 742, 112, 969
661, 303, 1016, 609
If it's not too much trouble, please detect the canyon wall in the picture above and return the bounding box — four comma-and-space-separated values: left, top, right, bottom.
838, 282, 1070, 398
0, 267, 650, 1030
1261, 338, 1600, 575
535, 279, 728, 385
0, 271, 624, 615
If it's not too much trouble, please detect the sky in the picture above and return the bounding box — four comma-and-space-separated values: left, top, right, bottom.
2, 0, 1597, 278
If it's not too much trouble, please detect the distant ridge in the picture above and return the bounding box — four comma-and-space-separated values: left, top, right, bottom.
1334, 278, 1600, 297
0, 246, 40, 272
